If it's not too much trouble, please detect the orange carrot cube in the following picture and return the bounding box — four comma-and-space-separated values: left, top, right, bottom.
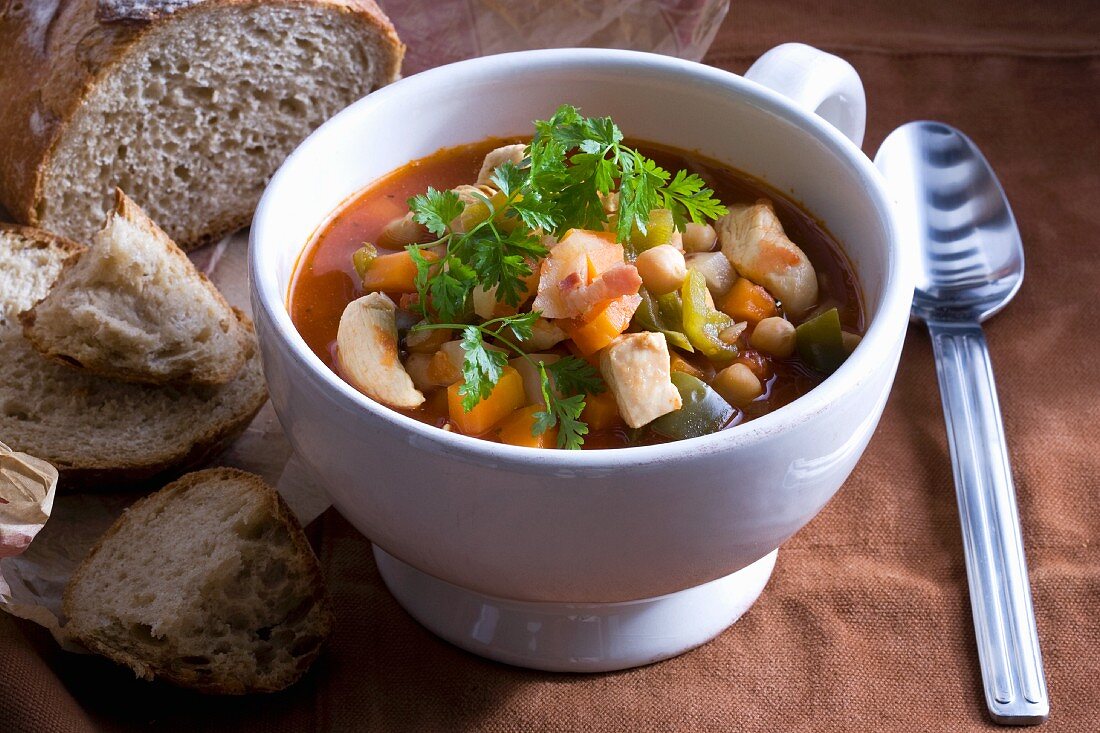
447, 366, 526, 435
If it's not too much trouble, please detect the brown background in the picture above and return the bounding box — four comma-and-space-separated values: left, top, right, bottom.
3, 0, 1099, 730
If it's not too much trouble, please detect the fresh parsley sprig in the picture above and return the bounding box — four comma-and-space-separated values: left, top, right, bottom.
528, 104, 729, 240
394, 104, 728, 449
410, 313, 602, 450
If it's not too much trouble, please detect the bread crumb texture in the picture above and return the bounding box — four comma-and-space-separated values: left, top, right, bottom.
0, 227, 267, 485
40, 4, 394, 248
64, 468, 333, 694
23, 190, 250, 385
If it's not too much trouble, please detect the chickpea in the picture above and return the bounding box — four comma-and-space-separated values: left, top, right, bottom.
713, 363, 763, 407
636, 244, 687, 296
682, 222, 717, 253
750, 316, 796, 358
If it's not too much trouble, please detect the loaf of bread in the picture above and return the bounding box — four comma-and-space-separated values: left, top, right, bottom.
0, 224, 267, 487
21, 189, 252, 385
64, 468, 333, 694
0, 0, 403, 250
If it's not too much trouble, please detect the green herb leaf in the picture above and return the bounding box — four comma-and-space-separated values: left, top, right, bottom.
465, 227, 546, 307
531, 363, 592, 450
485, 311, 540, 343
408, 187, 463, 237
458, 325, 508, 412
489, 160, 527, 198
659, 169, 728, 228
545, 356, 604, 396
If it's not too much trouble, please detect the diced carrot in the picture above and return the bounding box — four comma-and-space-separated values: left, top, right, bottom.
499, 405, 558, 448
448, 366, 527, 435
563, 293, 642, 356
360, 250, 437, 294
580, 390, 621, 431
717, 277, 778, 325
560, 228, 618, 247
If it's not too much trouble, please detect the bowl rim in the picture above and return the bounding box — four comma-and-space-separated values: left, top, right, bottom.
250, 47, 910, 468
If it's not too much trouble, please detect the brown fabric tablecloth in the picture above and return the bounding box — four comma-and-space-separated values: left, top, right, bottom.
2, 1, 1098, 730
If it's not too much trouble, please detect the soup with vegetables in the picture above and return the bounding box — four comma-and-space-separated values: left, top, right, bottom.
290, 105, 864, 450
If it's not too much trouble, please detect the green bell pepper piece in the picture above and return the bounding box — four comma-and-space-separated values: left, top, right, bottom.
633, 288, 693, 352
651, 372, 735, 440
680, 270, 738, 361
630, 208, 675, 251
795, 307, 847, 374
657, 291, 684, 329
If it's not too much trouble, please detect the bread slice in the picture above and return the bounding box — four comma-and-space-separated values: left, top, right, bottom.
21, 189, 251, 385
0, 225, 85, 329
0, 225, 267, 487
63, 468, 333, 694
0, 0, 404, 250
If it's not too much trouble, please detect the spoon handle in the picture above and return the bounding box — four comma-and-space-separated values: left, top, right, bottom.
928, 320, 1049, 725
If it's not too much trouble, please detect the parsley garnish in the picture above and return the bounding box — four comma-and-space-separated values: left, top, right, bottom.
391, 104, 729, 449
412, 314, 601, 449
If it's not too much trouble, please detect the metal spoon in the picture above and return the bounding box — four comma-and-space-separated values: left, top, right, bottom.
875, 121, 1049, 725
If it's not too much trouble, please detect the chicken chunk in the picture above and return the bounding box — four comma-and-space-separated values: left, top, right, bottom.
532, 229, 630, 319
716, 199, 818, 317
476, 144, 526, 186
599, 333, 682, 428
337, 293, 425, 409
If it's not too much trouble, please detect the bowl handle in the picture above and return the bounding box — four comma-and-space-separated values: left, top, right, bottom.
745, 43, 867, 149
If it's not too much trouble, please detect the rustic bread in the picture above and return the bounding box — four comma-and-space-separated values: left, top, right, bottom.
21, 189, 251, 385
0, 225, 267, 487
0, 0, 403, 250
64, 468, 333, 694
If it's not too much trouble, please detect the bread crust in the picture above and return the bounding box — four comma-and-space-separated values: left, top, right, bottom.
50, 382, 267, 491
63, 467, 334, 694
0, 221, 87, 262
0, 0, 404, 249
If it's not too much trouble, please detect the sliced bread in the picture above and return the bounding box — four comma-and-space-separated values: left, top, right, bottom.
0, 225, 267, 487
63, 468, 333, 694
0, 0, 404, 249
21, 189, 251, 385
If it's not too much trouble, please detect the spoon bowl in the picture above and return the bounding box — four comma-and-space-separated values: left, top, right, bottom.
876, 121, 1024, 322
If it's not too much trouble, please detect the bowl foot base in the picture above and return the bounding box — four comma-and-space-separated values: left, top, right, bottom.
372, 546, 778, 672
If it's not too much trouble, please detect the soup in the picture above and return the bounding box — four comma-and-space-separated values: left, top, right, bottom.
290, 106, 863, 449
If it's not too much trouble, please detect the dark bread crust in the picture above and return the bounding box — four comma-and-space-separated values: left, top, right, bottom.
19, 189, 252, 386
63, 468, 334, 694
0, 0, 404, 250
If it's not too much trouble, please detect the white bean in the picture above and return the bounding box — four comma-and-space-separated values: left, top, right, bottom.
636, 244, 687, 296
713, 363, 763, 406
750, 316, 796, 358
682, 222, 717, 252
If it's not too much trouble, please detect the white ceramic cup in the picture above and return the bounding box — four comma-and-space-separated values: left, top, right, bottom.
250, 44, 912, 671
